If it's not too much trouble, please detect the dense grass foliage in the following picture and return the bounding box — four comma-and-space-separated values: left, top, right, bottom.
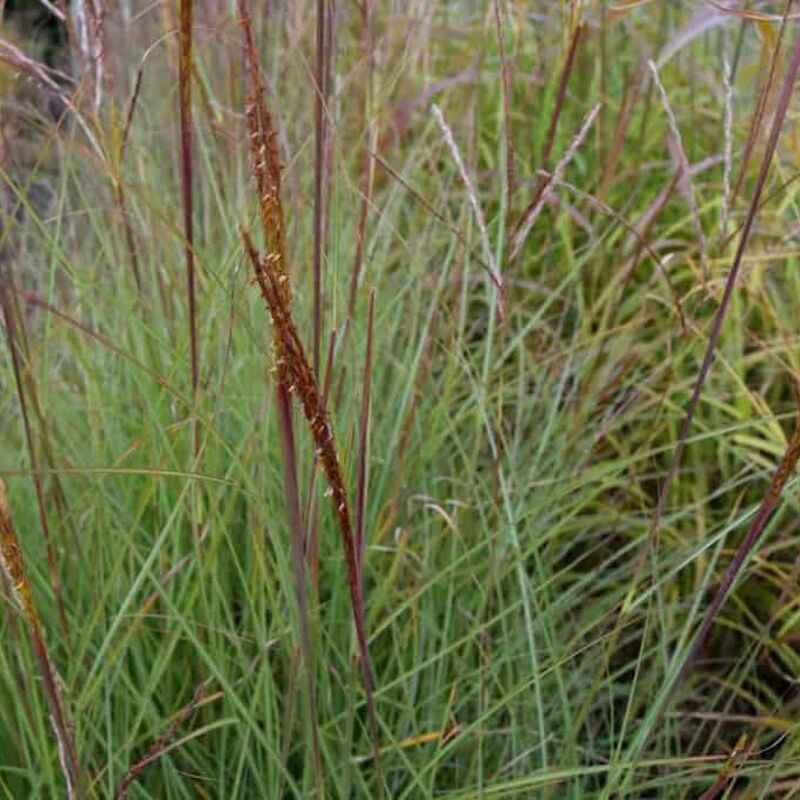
3, 2, 800, 797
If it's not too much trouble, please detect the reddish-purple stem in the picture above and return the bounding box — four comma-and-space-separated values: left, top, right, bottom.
541, 22, 584, 170
312, 0, 328, 376
114, 681, 217, 799
493, 0, 515, 199
355, 291, 375, 572
513, 22, 584, 241
275, 382, 323, 785
179, 0, 199, 460
344, 0, 375, 341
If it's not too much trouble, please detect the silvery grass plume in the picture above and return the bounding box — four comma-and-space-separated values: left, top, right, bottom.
511, 103, 601, 262
431, 102, 505, 322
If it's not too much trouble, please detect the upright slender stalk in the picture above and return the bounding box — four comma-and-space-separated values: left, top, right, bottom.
493, 0, 515, 201
275, 383, 323, 789
511, 21, 584, 246
540, 21, 584, 171
355, 290, 375, 572
178, 0, 199, 462
344, 0, 376, 340
312, 0, 330, 376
